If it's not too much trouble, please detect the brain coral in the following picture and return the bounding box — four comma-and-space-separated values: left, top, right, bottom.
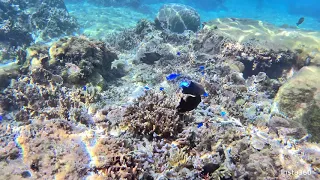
155, 4, 201, 33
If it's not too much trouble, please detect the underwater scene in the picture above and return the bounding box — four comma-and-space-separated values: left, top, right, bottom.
1, 0, 320, 179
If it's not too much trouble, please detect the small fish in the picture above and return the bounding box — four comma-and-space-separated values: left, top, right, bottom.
177, 52, 181, 56
144, 86, 150, 90
199, 66, 205, 75
201, 22, 207, 29
159, 87, 164, 91
83, 86, 87, 91
203, 92, 208, 97
197, 122, 203, 128
220, 111, 227, 117
304, 56, 311, 66
166, 73, 180, 81
0, 115, 3, 123
296, 17, 304, 26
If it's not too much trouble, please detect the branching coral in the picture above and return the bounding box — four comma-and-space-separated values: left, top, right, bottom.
0, 69, 100, 125
210, 165, 232, 180
120, 91, 193, 139
168, 147, 189, 168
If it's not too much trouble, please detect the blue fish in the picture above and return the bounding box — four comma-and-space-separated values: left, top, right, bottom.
83, 86, 87, 91
220, 111, 227, 117
199, 66, 205, 71
179, 81, 190, 87
197, 122, 203, 128
201, 71, 205, 75
203, 92, 209, 97
166, 73, 180, 81
0, 115, 3, 122
144, 86, 150, 90
177, 52, 181, 56
159, 87, 164, 91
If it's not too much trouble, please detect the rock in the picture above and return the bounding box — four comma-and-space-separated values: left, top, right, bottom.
140, 52, 161, 64
267, 116, 307, 139
136, 39, 175, 64
274, 66, 320, 142
0, 62, 20, 89
155, 4, 200, 33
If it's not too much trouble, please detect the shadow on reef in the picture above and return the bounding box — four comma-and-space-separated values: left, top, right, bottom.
240, 55, 297, 79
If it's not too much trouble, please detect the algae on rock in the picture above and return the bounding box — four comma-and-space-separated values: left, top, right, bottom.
274, 66, 320, 142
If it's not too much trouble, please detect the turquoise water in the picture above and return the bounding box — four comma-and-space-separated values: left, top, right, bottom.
66, 0, 320, 37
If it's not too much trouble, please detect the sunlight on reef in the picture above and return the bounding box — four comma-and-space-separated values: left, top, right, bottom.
205, 18, 320, 66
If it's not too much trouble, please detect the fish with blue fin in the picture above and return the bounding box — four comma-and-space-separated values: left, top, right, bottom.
176, 81, 206, 113
181, 81, 206, 96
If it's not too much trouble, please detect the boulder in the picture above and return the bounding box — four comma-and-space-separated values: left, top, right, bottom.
136, 38, 175, 64
274, 66, 320, 142
155, 4, 200, 33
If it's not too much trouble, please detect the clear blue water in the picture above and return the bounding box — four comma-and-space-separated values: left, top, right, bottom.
66, 0, 320, 32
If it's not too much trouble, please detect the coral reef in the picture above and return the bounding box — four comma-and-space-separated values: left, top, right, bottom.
0, 36, 119, 128
155, 4, 201, 33
24, 36, 118, 87
0, 0, 78, 46
29, 0, 78, 41
120, 91, 194, 139
195, 18, 320, 78
1, 12, 320, 180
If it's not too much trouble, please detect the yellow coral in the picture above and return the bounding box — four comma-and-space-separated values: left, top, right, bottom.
49, 42, 66, 65
168, 147, 189, 168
